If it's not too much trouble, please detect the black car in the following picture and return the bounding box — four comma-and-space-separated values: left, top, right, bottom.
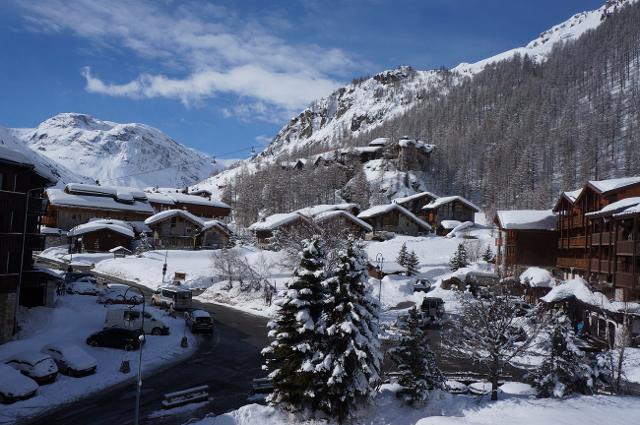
184, 310, 214, 333
86, 328, 144, 350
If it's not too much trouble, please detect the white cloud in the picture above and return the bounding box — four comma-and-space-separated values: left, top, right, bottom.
19, 0, 361, 118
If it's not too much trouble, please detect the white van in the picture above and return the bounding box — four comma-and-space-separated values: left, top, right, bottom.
151, 286, 192, 310
104, 308, 170, 335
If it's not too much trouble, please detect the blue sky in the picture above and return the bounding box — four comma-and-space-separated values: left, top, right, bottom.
0, 0, 603, 159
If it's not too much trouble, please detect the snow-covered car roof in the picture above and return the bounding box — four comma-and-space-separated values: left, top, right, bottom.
190, 310, 211, 318
0, 364, 38, 396
7, 351, 52, 365
42, 344, 97, 369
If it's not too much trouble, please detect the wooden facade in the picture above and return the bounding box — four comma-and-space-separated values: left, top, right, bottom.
554, 178, 640, 301
358, 205, 431, 236
393, 192, 438, 216
147, 214, 202, 250
42, 204, 150, 231
422, 196, 478, 235
72, 228, 133, 253
1, 149, 55, 343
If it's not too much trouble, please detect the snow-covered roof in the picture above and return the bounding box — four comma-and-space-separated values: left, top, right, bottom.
47, 188, 155, 214
495, 210, 557, 231
202, 219, 231, 236
144, 209, 205, 227
149, 191, 230, 209
68, 219, 135, 238
397, 138, 434, 153
541, 277, 612, 309
446, 221, 475, 238
296, 203, 359, 218
248, 212, 308, 231
588, 176, 640, 194
109, 246, 132, 253
65, 183, 147, 202
614, 203, 640, 219
368, 137, 389, 146
564, 188, 583, 202
40, 226, 67, 236
358, 203, 431, 231
313, 210, 373, 232
0, 145, 57, 183
585, 197, 640, 219
144, 191, 176, 205
440, 220, 462, 230
352, 146, 383, 154
520, 267, 556, 289
422, 195, 480, 212
392, 191, 438, 205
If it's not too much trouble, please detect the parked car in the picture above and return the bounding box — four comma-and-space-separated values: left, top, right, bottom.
86, 328, 145, 350
0, 364, 38, 404
185, 310, 214, 333
420, 297, 445, 319
97, 284, 142, 305
70, 276, 101, 296
5, 352, 58, 384
41, 344, 97, 376
151, 286, 192, 310
104, 308, 170, 335
413, 278, 432, 292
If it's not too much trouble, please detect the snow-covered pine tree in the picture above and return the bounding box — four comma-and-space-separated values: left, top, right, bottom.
390, 306, 443, 405
405, 251, 419, 276
482, 244, 494, 263
262, 236, 327, 411
449, 242, 469, 271
396, 243, 409, 269
315, 237, 382, 422
530, 311, 593, 398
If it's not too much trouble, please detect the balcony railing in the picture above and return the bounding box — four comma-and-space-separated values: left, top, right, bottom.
590, 259, 613, 274
569, 236, 586, 248
615, 272, 639, 289
557, 257, 588, 270
617, 240, 639, 256
0, 233, 46, 252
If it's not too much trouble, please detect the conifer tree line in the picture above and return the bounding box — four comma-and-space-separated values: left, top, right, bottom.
223, 2, 640, 222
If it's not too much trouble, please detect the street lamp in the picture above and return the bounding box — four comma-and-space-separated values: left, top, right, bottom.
375, 253, 384, 303
123, 286, 146, 425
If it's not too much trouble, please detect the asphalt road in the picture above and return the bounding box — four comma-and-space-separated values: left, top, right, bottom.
25, 300, 269, 425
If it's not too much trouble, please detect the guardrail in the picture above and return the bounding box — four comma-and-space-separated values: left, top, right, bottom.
161, 384, 209, 409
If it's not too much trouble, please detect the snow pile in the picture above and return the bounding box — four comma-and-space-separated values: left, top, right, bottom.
446, 221, 475, 238
520, 267, 556, 289
540, 277, 611, 309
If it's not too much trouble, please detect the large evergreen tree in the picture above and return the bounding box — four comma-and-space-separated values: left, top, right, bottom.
405, 251, 420, 276
449, 243, 469, 271
396, 242, 409, 270
390, 307, 443, 405
315, 238, 382, 422
530, 312, 593, 398
262, 236, 327, 411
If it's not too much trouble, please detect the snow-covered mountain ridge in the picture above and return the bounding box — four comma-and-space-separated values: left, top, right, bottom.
15, 113, 219, 188
196, 0, 636, 198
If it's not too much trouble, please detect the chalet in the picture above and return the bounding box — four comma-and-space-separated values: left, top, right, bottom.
313, 210, 372, 237
201, 220, 231, 249
393, 192, 439, 216
249, 212, 312, 248
357, 203, 431, 236
189, 188, 213, 198
43, 183, 155, 231
68, 219, 135, 253
494, 210, 558, 276
422, 196, 479, 235
145, 189, 231, 220
1, 146, 56, 344
144, 209, 204, 250
554, 176, 640, 301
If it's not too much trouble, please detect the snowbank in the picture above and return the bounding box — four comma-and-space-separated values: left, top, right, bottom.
520, 267, 556, 288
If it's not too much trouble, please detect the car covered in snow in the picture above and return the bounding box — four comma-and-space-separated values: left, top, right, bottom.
86, 328, 145, 350
412, 278, 432, 292
104, 308, 169, 335
0, 364, 38, 404
41, 344, 97, 376
5, 351, 58, 384
97, 284, 142, 305
184, 309, 214, 333
69, 276, 101, 296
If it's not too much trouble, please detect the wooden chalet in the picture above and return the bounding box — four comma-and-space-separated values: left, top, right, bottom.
43, 183, 155, 231
494, 210, 558, 275
145, 189, 231, 220
392, 192, 438, 216
554, 176, 640, 301
1, 146, 57, 343
144, 209, 203, 250
422, 196, 479, 235
249, 212, 312, 248
68, 219, 135, 253
313, 210, 372, 238
357, 203, 431, 236
201, 220, 231, 249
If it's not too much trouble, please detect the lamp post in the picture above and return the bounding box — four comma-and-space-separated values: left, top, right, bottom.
375, 253, 384, 303
14, 187, 45, 334
124, 286, 146, 425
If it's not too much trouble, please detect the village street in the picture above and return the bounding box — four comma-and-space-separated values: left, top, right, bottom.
23, 298, 269, 425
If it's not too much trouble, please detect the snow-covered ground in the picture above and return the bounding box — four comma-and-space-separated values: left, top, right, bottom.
186, 383, 640, 425
0, 294, 196, 424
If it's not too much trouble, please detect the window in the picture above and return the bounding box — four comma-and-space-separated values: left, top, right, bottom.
123, 310, 140, 322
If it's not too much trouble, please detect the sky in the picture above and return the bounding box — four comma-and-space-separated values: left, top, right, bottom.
0, 0, 604, 159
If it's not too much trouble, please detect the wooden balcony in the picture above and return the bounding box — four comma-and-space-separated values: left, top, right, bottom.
569, 236, 586, 248
0, 233, 46, 252
591, 232, 614, 246
590, 259, 613, 274
557, 257, 588, 270
615, 272, 639, 289
617, 240, 639, 256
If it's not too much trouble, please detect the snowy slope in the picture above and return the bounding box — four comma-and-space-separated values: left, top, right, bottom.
196, 0, 636, 198
17, 113, 218, 188
0, 126, 88, 186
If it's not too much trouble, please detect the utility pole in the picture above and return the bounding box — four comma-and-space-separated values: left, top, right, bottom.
375, 253, 384, 303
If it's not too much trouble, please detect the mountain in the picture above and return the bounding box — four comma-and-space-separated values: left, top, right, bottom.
16, 113, 218, 188
0, 125, 88, 186
198, 0, 640, 222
